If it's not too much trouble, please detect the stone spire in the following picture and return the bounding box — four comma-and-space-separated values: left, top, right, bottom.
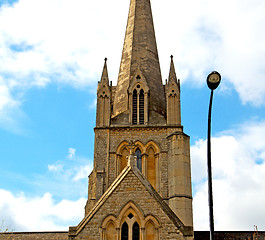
112, 0, 166, 118
100, 57, 109, 83
168, 55, 178, 85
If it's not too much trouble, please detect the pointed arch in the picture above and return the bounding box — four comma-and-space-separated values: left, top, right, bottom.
144, 215, 160, 228
116, 141, 130, 153
145, 141, 160, 189
102, 215, 117, 229
128, 71, 150, 125
144, 216, 160, 240
101, 215, 118, 240
145, 141, 160, 154
147, 147, 156, 188
133, 141, 145, 153
135, 148, 142, 172
106, 221, 116, 240
116, 141, 130, 174
132, 89, 138, 125
145, 221, 155, 240
116, 141, 146, 175
121, 222, 129, 240
139, 89, 144, 124
117, 201, 145, 227
121, 147, 129, 172
132, 222, 140, 240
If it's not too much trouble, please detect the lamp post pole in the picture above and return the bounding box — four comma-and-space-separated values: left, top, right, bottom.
206, 71, 221, 240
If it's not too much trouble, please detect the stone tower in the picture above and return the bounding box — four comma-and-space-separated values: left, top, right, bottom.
69, 0, 193, 239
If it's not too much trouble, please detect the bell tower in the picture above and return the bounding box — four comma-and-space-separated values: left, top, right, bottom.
85, 0, 193, 230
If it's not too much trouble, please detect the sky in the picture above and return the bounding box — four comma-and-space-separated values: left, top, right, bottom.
0, 0, 265, 233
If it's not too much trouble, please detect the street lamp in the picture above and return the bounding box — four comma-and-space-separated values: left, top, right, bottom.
206, 71, 221, 240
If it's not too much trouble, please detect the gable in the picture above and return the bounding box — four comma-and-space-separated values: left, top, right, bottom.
69, 167, 192, 239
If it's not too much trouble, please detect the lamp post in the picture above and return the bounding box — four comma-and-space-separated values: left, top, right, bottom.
206, 71, 221, 240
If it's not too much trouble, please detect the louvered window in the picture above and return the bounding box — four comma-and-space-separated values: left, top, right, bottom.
132, 89, 137, 125
132, 88, 145, 125
139, 89, 144, 124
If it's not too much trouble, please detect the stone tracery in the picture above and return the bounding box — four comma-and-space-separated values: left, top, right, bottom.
116, 141, 160, 190
101, 202, 160, 240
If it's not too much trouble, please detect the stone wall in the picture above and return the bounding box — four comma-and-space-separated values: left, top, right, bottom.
2, 230, 265, 240
72, 169, 189, 240
0, 232, 68, 240
108, 126, 169, 198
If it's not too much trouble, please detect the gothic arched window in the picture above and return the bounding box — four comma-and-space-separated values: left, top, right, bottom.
147, 147, 156, 188
135, 148, 142, 172
106, 221, 116, 240
139, 89, 144, 124
146, 221, 155, 240
121, 148, 129, 172
132, 88, 144, 125
132, 222, 140, 240
121, 222, 129, 240
132, 89, 137, 125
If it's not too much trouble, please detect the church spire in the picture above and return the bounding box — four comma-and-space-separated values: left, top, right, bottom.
112, 0, 166, 118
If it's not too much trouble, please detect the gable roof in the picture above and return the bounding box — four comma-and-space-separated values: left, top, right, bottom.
69, 164, 193, 237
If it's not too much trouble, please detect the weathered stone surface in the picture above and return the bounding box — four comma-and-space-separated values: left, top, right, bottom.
112, 0, 166, 119
0, 232, 68, 240
70, 166, 193, 239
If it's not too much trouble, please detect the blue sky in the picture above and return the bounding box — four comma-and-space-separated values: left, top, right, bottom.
1, 0, 265, 233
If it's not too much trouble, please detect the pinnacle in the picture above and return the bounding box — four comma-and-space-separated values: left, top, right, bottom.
168, 55, 178, 84
100, 57, 109, 83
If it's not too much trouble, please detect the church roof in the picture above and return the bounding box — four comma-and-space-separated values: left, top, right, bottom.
112, 0, 166, 118
69, 164, 193, 237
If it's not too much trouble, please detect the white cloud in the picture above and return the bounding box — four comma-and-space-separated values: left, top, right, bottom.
0, 189, 86, 231
0, 151, 93, 231
45, 154, 93, 198
68, 148, 76, 160
48, 162, 64, 173
191, 120, 265, 230
0, 77, 28, 134
0, 0, 265, 130
73, 165, 93, 182
153, 0, 265, 105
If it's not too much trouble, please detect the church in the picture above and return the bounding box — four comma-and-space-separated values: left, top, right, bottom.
2, 0, 264, 240
67, 0, 194, 239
